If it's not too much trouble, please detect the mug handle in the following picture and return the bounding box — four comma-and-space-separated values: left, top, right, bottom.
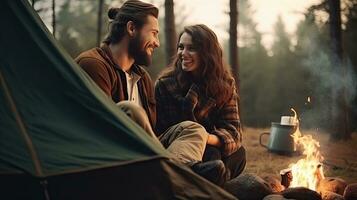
259, 132, 270, 149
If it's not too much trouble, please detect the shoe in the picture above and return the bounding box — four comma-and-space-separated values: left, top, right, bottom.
191, 160, 228, 186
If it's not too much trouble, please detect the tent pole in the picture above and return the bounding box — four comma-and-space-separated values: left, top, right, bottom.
40, 180, 51, 200
0, 70, 43, 176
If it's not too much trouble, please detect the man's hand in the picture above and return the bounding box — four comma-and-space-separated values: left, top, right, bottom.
207, 134, 222, 147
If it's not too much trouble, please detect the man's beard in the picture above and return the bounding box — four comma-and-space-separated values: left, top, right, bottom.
128, 34, 152, 66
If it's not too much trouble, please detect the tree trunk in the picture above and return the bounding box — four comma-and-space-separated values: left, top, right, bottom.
97, 0, 104, 47
164, 0, 177, 65
328, 0, 350, 140
229, 0, 241, 118
52, 0, 56, 38
229, 0, 239, 91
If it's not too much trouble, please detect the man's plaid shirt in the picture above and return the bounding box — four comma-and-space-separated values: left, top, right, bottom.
155, 76, 242, 157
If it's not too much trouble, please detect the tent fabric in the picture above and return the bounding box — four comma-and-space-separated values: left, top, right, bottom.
0, 0, 237, 199
1, 159, 235, 200
0, 0, 168, 177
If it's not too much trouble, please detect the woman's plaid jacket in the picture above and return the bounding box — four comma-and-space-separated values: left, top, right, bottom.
155, 76, 242, 157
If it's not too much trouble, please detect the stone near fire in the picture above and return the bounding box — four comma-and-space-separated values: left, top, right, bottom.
279, 187, 322, 200
263, 194, 295, 200
317, 177, 347, 195
343, 183, 357, 200
224, 173, 273, 200
263, 175, 285, 192
321, 191, 344, 200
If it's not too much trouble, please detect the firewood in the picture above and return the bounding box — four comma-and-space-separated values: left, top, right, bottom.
321, 191, 344, 200
317, 177, 347, 195
263, 175, 285, 193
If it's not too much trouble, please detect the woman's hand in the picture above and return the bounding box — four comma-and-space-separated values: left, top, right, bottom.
207, 134, 222, 147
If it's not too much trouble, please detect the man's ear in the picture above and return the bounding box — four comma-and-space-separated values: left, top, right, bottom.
127, 21, 136, 37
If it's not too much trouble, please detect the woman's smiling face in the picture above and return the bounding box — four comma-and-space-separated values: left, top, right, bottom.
177, 32, 200, 74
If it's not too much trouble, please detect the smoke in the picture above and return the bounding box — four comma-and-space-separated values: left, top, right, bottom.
299, 40, 357, 131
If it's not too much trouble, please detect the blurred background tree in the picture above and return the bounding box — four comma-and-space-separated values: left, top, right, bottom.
344, 0, 357, 133
164, 0, 177, 65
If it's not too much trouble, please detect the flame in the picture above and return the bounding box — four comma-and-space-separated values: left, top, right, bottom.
288, 108, 325, 191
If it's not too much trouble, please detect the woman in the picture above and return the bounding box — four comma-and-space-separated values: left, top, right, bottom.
155, 24, 246, 181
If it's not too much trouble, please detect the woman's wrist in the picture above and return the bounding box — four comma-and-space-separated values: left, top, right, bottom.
207, 134, 222, 147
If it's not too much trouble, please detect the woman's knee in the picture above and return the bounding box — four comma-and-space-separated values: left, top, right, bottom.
165, 121, 208, 144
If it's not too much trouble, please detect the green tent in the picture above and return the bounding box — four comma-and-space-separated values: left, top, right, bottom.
0, 1, 236, 199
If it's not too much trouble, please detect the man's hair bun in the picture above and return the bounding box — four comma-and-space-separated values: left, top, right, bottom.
108, 7, 120, 20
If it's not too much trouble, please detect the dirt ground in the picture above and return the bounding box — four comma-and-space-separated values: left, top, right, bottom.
242, 127, 357, 184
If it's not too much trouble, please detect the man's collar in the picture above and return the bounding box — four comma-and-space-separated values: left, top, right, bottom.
100, 43, 118, 68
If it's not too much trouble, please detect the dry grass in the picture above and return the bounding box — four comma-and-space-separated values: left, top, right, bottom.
242, 127, 357, 184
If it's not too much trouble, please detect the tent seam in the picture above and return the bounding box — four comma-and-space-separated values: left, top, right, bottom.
0, 69, 43, 176
45, 155, 170, 177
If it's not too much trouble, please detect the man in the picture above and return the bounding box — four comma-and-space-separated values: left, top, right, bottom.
75, 0, 227, 185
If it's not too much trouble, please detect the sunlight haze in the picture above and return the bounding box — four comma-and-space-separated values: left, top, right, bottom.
154, 0, 322, 48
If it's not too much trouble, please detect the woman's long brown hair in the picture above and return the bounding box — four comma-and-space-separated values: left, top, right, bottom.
159, 24, 236, 107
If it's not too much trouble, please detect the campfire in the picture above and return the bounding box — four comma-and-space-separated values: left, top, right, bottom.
281, 108, 325, 191
225, 107, 356, 200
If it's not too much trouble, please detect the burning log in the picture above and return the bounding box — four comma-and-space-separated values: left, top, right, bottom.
280, 163, 324, 190
317, 177, 347, 195
280, 168, 293, 188
321, 191, 344, 200
263, 175, 285, 192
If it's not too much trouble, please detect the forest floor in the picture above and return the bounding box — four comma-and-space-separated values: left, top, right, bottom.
242, 127, 357, 184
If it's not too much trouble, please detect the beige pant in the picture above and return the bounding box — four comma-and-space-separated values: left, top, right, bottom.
117, 101, 208, 164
